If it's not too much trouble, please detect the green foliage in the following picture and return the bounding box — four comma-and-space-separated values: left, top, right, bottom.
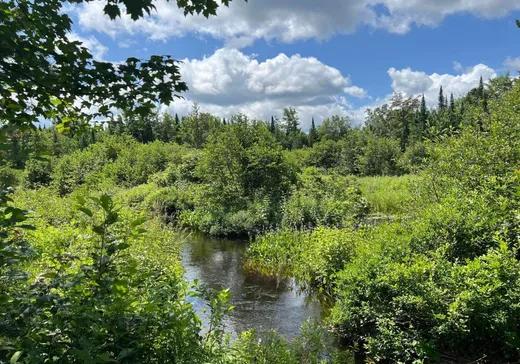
231, 320, 353, 364
357, 175, 418, 216
357, 136, 403, 176
0, 166, 23, 190
23, 159, 52, 189
0, 190, 242, 363
282, 168, 367, 229
247, 227, 358, 290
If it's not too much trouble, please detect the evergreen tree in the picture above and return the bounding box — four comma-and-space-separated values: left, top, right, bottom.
222, 117, 226, 125
483, 92, 489, 113
418, 94, 428, 139
270, 116, 276, 134
438, 86, 445, 109
159, 112, 175, 142
449, 93, 457, 129
308, 117, 318, 146
478, 76, 485, 99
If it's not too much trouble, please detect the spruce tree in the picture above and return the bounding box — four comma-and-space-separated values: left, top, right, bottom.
418, 94, 428, 138
308, 117, 318, 146
478, 76, 484, 99
438, 86, 445, 109
449, 93, 456, 129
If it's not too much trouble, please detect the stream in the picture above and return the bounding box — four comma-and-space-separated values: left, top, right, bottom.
181, 232, 326, 339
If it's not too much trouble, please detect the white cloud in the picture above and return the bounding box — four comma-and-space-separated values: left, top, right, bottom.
156, 48, 359, 130
388, 64, 497, 106
453, 61, 464, 73
157, 49, 504, 129
70, 0, 520, 46
68, 32, 108, 61
344, 86, 368, 99
504, 56, 520, 71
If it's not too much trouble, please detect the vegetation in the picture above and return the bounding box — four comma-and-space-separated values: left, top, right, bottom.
1, 0, 520, 362
247, 76, 520, 362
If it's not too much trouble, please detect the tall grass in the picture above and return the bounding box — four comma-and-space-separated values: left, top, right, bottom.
356, 174, 419, 217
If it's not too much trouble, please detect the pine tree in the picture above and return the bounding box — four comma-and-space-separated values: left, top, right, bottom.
438, 86, 445, 109
308, 117, 318, 146
222, 117, 226, 125
418, 94, 428, 138
449, 93, 457, 129
270, 116, 276, 134
478, 76, 484, 99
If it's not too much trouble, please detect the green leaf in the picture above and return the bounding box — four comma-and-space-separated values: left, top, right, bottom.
98, 353, 117, 362
112, 279, 128, 296
10, 351, 22, 363
116, 348, 134, 360
78, 207, 93, 217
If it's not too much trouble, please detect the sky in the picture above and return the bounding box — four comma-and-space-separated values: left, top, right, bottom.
65, 0, 520, 130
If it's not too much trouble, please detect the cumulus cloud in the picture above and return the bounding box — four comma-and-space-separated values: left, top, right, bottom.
68, 32, 108, 61
388, 64, 497, 106
156, 48, 358, 130
70, 0, 520, 46
504, 56, 520, 71
344, 86, 368, 99
156, 48, 502, 128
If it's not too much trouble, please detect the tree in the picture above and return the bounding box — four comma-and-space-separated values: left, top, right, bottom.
478, 76, 485, 99
449, 93, 457, 129
390, 93, 420, 152
270, 116, 276, 134
282, 107, 304, 149
438, 86, 445, 109
0, 0, 238, 136
309, 117, 319, 146
317, 115, 351, 141
159, 112, 176, 142
417, 94, 428, 139
282, 108, 300, 136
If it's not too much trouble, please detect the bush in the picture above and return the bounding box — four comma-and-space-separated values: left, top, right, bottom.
0, 166, 24, 189
357, 137, 403, 176
331, 243, 520, 363
247, 227, 358, 290
282, 168, 367, 229
24, 158, 52, 189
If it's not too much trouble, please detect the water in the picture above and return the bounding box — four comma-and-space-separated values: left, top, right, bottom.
181, 232, 325, 339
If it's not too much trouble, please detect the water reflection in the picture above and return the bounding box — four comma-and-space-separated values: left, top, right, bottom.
181, 232, 324, 339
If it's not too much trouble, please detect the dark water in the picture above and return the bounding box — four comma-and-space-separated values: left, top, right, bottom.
181, 232, 325, 339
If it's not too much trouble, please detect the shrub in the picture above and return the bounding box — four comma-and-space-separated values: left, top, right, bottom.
282, 168, 367, 229
24, 158, 52, 189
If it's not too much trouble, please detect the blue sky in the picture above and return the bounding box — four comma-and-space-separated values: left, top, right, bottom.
66, 0, 520, 129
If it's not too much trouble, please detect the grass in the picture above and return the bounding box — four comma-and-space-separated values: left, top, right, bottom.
356, 174, 420, 217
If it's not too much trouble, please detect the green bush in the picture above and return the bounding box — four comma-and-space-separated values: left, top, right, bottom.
24, 158, 52, 189
357, 136, 403, 176
331, 243, 520, 362
0, 166, 24, 189
247, 227, 358, 290
282, 168, 367, 229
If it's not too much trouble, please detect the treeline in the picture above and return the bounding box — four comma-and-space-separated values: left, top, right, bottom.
2, 74, 512, 180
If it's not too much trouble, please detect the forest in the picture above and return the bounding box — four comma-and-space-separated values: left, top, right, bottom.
2, 0, 520, 363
